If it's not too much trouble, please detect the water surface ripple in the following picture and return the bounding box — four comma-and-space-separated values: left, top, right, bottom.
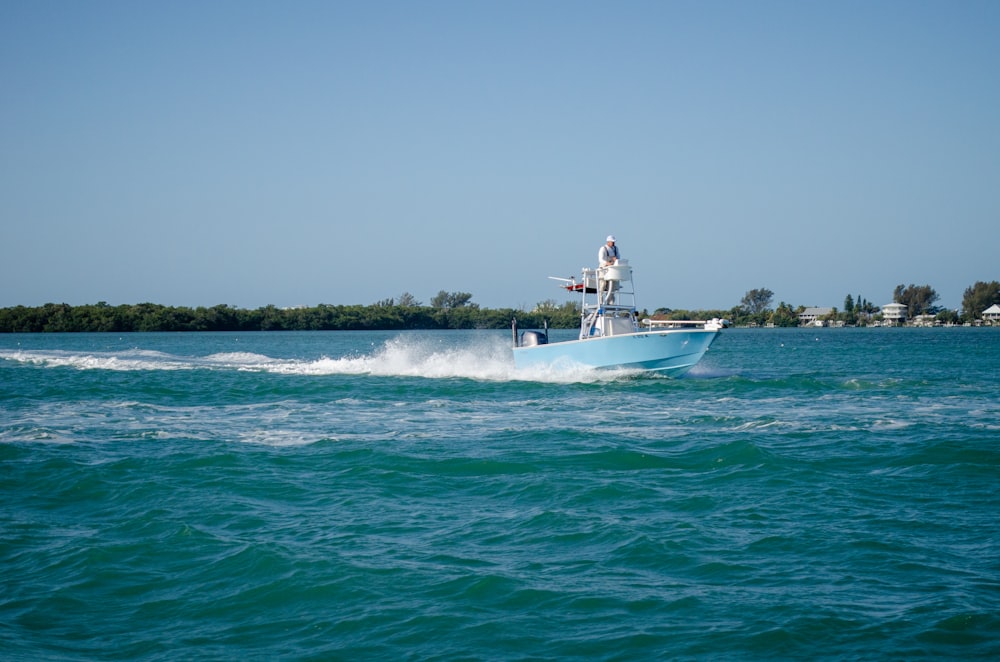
2, 329, 998, 659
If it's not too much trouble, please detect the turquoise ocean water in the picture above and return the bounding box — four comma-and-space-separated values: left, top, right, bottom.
2, 328, 998, 660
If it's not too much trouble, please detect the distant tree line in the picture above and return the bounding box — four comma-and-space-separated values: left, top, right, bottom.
655, 280, 1000, 327
0, 292, 576, 333
3, 281, 997, 333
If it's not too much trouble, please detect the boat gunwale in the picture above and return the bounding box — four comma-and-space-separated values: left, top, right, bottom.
511, 327, 719, 353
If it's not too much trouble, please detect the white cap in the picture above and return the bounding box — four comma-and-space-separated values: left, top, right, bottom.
606, 235, 616, 242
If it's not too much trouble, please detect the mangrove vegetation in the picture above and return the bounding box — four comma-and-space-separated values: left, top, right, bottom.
2, 280, 997, 333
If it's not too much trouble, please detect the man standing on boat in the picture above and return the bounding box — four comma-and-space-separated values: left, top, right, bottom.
598, 235, 620, 303
599, 235, 620, 267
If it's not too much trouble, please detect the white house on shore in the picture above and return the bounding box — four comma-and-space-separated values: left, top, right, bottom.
983, 304, 1000, 325
798, 307, 833, 326
882, 303, 907, 326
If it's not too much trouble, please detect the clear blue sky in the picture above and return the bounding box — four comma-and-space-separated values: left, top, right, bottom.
2, 0, 998, 312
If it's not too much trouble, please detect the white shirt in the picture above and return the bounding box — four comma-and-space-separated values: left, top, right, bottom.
599, 243, 619, 266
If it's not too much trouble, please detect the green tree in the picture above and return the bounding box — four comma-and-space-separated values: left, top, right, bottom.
769, 301, 798, 327
893, 283, 939, 319
431, 291, 476, 309
843, 294, 855, 324
961, 280, 1000, 320
741, 288, 774, 315
397, 292, 421, 307
936, 309, 960, 325
739, 288, 774, 326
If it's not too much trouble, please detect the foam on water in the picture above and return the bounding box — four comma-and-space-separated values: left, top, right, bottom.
268, 335, 640, 384
0, 348, 188, 371
0, 336, 642, 384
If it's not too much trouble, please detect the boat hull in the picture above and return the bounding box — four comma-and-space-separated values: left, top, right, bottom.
512, 328, 720, 376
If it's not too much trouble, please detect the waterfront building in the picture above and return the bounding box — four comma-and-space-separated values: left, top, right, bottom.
798, 307, 833, 327
882, 303, 907, 326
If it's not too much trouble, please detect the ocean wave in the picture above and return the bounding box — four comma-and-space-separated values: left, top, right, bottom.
0, 348, 191, 371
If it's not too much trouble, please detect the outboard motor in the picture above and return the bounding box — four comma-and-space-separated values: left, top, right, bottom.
521, 330, 548, 347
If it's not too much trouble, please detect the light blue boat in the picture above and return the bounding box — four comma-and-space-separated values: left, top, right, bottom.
512, 261, 726, 376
